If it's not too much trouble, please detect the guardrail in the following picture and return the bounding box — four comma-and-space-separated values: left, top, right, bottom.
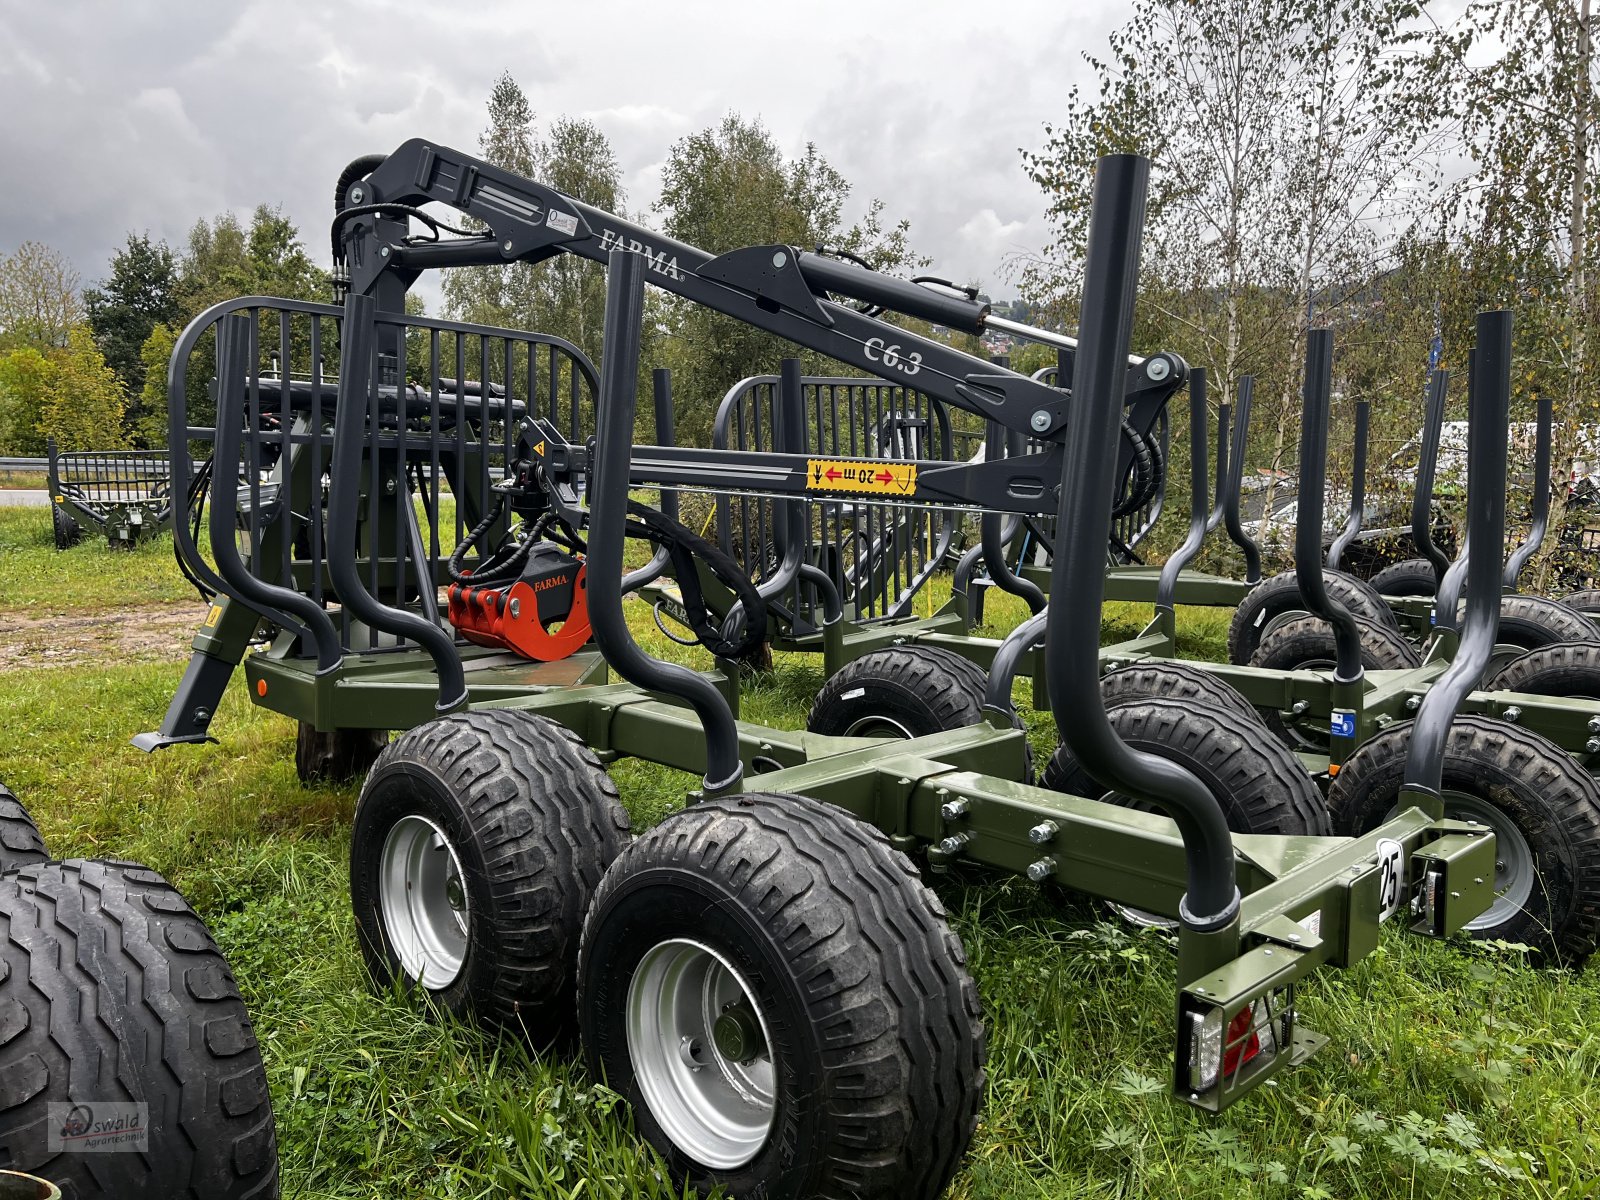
0, 457, 47, 471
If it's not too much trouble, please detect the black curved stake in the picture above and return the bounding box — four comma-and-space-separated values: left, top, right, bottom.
1156, 369, 1210, 613
1412, 369, 1452, 587
1503, 394, 1553, 590
1045, 154, 1239, 933
1222, 377, 1262, 583
1326, 400, 1370, 571
1407, 312, 1511, 801
1293, 332, 1363, 684
586, 249, 743, 793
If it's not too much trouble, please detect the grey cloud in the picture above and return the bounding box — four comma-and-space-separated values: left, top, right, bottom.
0, 0, 1119, 298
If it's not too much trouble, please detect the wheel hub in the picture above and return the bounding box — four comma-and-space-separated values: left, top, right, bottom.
378, 815, 470, 990
712, 1001, 767, 1064
626, 938, 776, 1169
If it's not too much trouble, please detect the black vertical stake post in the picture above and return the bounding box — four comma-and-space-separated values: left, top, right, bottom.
1412, 369, 1453, 587
1222, 377, 1263, 582
1045, 155, 1240, 980
1207, 400, 1231, 534
1154, 369, 1210, 627
1292, 331, 1364, 768
1435, 351, 1476, 636
1326, 399, 1370, 571
1405, 312, 1512, 816
1502, 394, 1553, 590
588, 249, 742, 794
328, 294, 467, 711
211, 315, 342, 673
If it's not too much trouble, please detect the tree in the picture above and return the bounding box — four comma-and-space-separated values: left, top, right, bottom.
84, 234, 181, 435
178, 206, 327, 316
37, 327, 129, 451
1017, 0, 1444, 557
0, 327, 128, 454
655, 113, 923, 441
0, 346, 53, 455
441, 72, 544, 332
0, 241, 82, 353
135, 323, 178, 448
440, 78, 627, 364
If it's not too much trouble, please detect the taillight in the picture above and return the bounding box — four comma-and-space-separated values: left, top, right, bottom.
1222, 1006, 1261, 1078
1181, 986, 1289, 1098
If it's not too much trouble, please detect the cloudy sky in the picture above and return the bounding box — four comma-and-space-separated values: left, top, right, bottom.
0, 0, 1123, 302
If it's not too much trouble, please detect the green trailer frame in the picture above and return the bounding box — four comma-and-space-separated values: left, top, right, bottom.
140, 146, 1498, 1119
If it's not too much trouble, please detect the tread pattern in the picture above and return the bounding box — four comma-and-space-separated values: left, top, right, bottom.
1369, 557, 1437, 597
808, 646, 1032, 780
1495, 595, 1600, 649
1040, 697, 1331, 836
809, 646, 990, 735
1559, 588, 1600, 615
351, 710, 631, 1039
578, 792, 984, 1200
0, 784, 47, 873
0, 860, 277, 1199
1227, 569, 1399, 665
1328, 715, 1600, 963
1250, 612, 1421, 671
1487, 639, 1600, 695
1099, 662, 1267, 729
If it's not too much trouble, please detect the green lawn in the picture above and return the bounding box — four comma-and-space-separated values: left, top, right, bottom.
0, 509, 1595, 1199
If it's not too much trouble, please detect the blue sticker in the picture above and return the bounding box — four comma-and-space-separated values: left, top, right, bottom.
1330, 710, 1356, 739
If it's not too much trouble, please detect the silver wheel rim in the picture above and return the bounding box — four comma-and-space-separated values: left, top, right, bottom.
1386, 789, 1535, 930
379, 815, 470, 989
842, 713, 916, 739
626, 938, 776, 1169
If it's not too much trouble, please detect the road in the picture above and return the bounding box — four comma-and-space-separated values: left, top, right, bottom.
0, 490, 49, 508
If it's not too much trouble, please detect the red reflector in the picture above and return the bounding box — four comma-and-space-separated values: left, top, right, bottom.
1222, 1006, 1260, 1078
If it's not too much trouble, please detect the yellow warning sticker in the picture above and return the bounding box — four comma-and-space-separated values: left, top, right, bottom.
532, 440, 546, 456
204, 605, 223, 628
806, 459, 917, 495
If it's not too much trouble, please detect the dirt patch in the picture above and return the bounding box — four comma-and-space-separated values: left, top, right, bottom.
0, 604, 205, 670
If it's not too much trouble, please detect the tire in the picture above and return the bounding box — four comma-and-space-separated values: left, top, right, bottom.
808, 646, 990, 739
0, 784, 47, 873
1227, 569, 1399, 665
1328, 715, 1600, 963
1494, 595, 1600, 651
1559, 588, 1600, 616
51, 505, 80, 551
1369, 557, 1437, 597
349, 710, 630, 1042
577, 792, 983, 1200
1249, 614, 1420, 750
1039, 698, 1331, 837
1485, 640, 1600, 697
1099, 662, 1266, 729
808, 646, 1032, 780
294, 723, 389, 785
0, 860, 278, 1198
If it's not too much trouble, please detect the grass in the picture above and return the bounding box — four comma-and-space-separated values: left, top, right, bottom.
1, 507, 1598, 1198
